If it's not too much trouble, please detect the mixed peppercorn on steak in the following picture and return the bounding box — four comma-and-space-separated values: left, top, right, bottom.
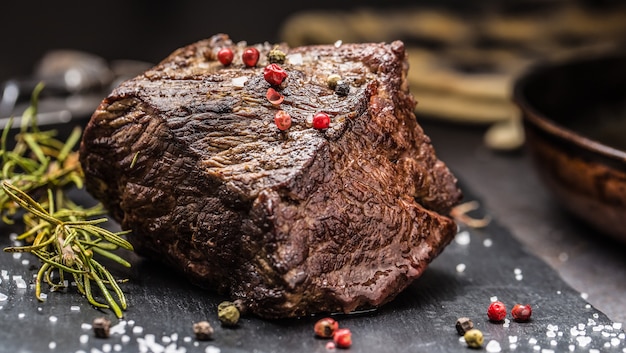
79, 34, 462, 318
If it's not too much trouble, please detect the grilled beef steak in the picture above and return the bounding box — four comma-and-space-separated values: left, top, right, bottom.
79, 34, 462, 318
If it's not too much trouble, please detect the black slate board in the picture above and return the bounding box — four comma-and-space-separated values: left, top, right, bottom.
0, 186, 624, 353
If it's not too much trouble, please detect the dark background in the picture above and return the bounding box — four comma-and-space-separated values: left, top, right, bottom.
0, 0, 617, 81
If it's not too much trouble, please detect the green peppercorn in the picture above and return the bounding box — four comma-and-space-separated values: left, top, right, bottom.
464, 328, 484, 349
327, 74, 341, 90
268, 47, 286, 64
218, 301, 240, 327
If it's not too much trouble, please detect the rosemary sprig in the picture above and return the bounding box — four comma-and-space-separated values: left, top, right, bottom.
0, 83, 133, 318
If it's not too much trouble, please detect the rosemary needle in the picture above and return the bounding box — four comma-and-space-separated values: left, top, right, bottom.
0, 83, 133, 318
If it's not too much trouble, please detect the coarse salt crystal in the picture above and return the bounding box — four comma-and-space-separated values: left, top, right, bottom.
110, 321, 127, 335
593, 325, 603, 332
102, 343, 112, 352
15, 277, 26, 289
334, 40, 343, 48
546, 331, 556, 338
18, 313, 25, 319
515, 274, 523, 281
183, 336, 192, 343
455, 231, 470, 245
528, 338, 538, 345
70, 306, 80, 311
485, 340, 501, 353
121, 335, 131, 343
127, 320, 135, 326
205, 346, 221, 353
287, 53, 303, 65
162, 336, 171, 343
79, 334, 89, 344
593, 313, 599, 319
39, 293, 48, 300
132, 326, 144, 334
231, 77, 248, 88
550, 340, 557, 346
575, 336, 592, 347
81, 323, 92, 330
618, 333, 625, 339
585, 304, 591, 309
21, 259, 29, 266
578, 323, 585, 330
568, 344, 575, 351
483, 238, 493, 247
557, 290, 561, 294
613, 322, 623, 330
12, 253, 21, 260
612, 338, 621, 346
541, 350, 555, 353
490, 296, 498, 302
509, 336, 518, 343
514, 268, 522, 275
0, 293, 7, 301
580, 292, 589, 300
455, 263, 466, 273
533, 345, 540, 351
114, 344, 122, 352
49, 341, 56, 349
510, 343, 517, 350
49, 316, 57, 323
547, 324, 558, 331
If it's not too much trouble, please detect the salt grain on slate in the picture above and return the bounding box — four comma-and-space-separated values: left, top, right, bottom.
455, 231, 470, 245
485, 340, 501, 352
456, 263, 466, 273
79, 334, 89, 344
205, 346, 221, 353
48, 341, 56, 349
0, 293, 7, 301
483, 238, 493, 247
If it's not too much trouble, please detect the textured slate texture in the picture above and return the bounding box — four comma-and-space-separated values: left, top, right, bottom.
0, 184, 624, 353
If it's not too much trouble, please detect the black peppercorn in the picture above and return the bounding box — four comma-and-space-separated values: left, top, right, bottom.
455, 317, 474, 335
193, 321, 214, 341
335, 80, 350, 96
93, 317, 111, 338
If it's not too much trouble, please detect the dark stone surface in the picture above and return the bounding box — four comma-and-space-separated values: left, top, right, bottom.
0, 178, 624, 352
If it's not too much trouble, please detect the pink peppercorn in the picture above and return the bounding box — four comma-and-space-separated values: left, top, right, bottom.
242, 48, 260, 67
266, 88, 284, 105
487, 301, 507, 322
263, 64, 288, 86
274, 110, 291, 131
314, 317, 339, 338
511, 304, 532, 322
217, 48, 234, 66
333, 328, 352, 349
312, 112, 330, 130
